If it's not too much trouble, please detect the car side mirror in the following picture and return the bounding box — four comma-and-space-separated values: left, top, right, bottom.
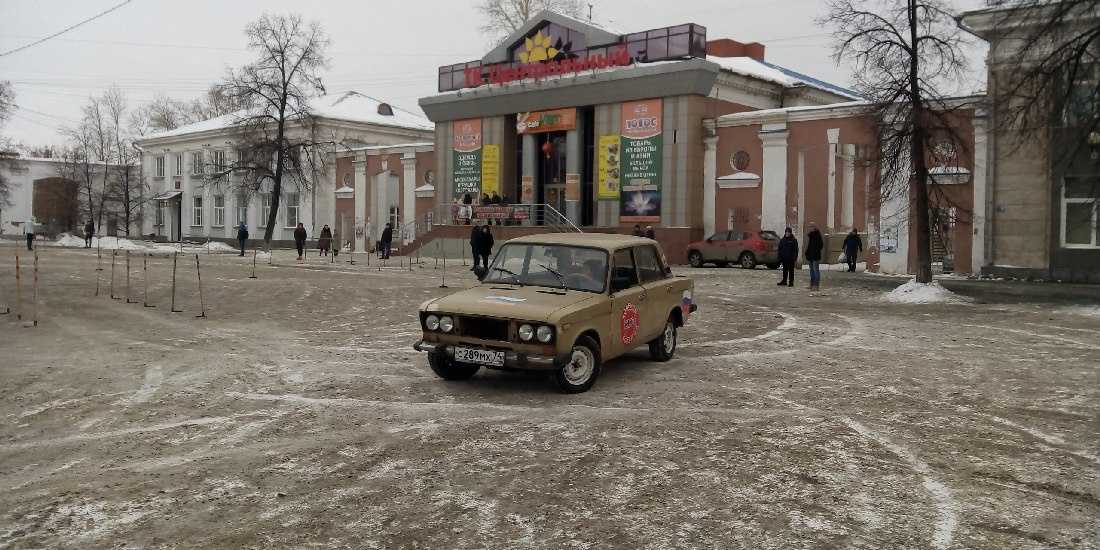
610, 276, 632, 293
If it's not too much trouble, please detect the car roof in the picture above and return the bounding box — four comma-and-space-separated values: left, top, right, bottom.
506, 232, 654, 251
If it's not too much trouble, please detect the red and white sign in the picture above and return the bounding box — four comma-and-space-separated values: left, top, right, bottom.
621, 303, 639, 345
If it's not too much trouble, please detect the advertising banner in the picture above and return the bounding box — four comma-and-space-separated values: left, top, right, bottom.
565, 173, 581, 201
481, 144, 499, 197
619, 99, 662, 222
597, 135, 621, 200
516, 108, 577, 134
520, 175, 534, 204
452, 119, 482, 202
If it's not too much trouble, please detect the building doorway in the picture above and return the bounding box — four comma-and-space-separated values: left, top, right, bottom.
537, 132, 567, 219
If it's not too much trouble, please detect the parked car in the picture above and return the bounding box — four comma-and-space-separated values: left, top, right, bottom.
686, 229, 781, 269
413, 233, 697, 393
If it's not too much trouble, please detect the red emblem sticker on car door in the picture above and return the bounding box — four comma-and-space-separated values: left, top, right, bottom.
621, 302, 639, 345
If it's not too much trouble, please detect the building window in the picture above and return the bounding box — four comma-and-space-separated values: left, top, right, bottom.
236, 193, 248, 225
155, 156, 165, 177
284, 193, 300, 228
174, 154, 183, 176
192, 196, 203, 227
213, 195, 225, 227
212, 150, 225, 170
191, 151, 204, 175
1062, 177, 1099, 248
1063, 48, 1098, 127
155, 202, 164, 227
260, 193, 272, 227
389, 206, 400, 232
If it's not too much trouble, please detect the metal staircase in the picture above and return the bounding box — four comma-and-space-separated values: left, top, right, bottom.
396, 203, 581, 256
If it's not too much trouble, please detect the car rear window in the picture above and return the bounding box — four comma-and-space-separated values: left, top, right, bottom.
760, 231, 779, 240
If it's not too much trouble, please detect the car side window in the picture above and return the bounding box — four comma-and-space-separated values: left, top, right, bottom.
715, 231, 730, 242
610, 249, 639, 292
635, 245, 666, 283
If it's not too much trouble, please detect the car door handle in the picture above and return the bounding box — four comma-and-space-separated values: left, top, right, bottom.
639, 293, 647, 301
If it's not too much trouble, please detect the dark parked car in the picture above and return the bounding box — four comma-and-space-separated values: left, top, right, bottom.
686, 229, 781, 269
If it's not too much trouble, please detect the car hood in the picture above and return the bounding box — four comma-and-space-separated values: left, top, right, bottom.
424, 285, 602, 321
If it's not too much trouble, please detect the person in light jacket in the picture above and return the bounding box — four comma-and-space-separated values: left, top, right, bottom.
24, 217, 36, 251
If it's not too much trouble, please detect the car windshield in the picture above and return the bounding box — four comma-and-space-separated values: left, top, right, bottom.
483, 243, 609, 293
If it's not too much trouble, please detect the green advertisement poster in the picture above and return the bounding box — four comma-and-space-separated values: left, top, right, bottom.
452, 119, 483, 203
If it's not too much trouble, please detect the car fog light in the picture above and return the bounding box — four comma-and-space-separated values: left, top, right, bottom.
425, 315, 440, 331
536, 325, 554, 343
518, 324, 534, 341
439, 316, 454, 333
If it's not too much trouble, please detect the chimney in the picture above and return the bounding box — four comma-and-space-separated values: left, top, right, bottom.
705, 38, 766, 62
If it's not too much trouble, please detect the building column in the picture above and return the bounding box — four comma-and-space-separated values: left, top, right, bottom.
841, 143, 856, 230
522, 133, 537, 226
354, 167, 367, 253
826, 128, 840, 233
565, 110, 583, 226
401, 153, 417, 244
971, 112, 989, 274
703, 134, 718, 237
758, 123, 789, 234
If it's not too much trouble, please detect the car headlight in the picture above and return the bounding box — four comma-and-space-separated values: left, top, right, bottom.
536, 325, 554, 343
518, 324, 534, 341
425, 315, 440, 331
439, 316, 454, 333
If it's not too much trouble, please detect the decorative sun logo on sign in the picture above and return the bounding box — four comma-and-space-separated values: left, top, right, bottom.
520, 30, 559, 63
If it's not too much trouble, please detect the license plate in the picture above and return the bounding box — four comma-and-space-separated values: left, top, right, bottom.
454, 346, 505, 367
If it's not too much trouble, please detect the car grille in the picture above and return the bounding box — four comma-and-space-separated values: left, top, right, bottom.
458, 316, 510, 341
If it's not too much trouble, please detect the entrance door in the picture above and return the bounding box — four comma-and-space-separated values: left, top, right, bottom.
608, 248, 650, 357
537, 132, 568, 222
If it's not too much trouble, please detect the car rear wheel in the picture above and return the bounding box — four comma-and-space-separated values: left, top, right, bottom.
649, 316, 677, 362
688, 250, 704, 268
428, 354, 480, 381
553, 336, 602, 393
739, 252, 757, 269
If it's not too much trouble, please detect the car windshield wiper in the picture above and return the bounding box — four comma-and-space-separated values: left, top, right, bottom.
488, 266, 522, 285
538, 263, 566, 289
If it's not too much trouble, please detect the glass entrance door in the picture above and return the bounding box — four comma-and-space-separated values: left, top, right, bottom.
537, 132, 568, 222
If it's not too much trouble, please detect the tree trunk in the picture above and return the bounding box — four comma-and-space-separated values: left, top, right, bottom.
908, 0, 934, 284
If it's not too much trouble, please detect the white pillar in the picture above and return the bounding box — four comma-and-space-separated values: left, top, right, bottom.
841, 143, 856, 230
759, 123, 789, 233
797, 151, 806, 237
703, 134, 718, 237
354, 167, 367, 253
826, 128, 840, 233
401, 153, 417, 244
971, 112, 988, 275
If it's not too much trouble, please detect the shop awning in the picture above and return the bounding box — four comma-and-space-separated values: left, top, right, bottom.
151, 191, 183, 201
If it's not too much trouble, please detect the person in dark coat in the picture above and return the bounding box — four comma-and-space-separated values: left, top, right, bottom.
477, 225, 495, 270
645, 225, 655, 239
805, 222, 824, 291
631, 224, 643, 237
777, 227, 799, 287
236, 223, 249, 256
469, 221, 482, 270
490, 191, 502, 225
843, 228, 864, 272
380, 223, 393, 259
293, 222, 307, 261
84, 220, 95, 248
318, 224, 333, 256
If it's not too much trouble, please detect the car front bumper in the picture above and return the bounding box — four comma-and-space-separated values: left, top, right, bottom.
413, 340, 569, 371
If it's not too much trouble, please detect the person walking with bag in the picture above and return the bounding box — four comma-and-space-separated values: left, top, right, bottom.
843, 228, 864, 272
777, 227, 798, 287
293, 222, 307, 261
805, 222, 824, 291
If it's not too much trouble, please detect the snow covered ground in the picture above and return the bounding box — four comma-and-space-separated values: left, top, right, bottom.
0, 246, 1097, 549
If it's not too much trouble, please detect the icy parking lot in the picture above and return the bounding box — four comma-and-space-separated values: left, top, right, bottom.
1, 239, 1098, 549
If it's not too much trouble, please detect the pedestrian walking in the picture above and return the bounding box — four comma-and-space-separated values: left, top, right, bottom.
477, 225, 495, 271
805, 222, 823, 291
23, 216, 36, 251
294, 222, 307, 261
236, 223, 249, 256
777, 227, 799, 287
84, 220, 95, 248
469, 221, 482, 270
645, 225, 655, 239
318, 224, 333, 256
379, 222, 393, 259
843, 228, 864, 272
631, 224, 643, 237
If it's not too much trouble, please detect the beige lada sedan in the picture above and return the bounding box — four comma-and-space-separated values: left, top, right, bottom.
414, 233, 697, 393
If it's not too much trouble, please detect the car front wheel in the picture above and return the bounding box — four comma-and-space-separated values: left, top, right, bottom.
553, 336, 602, 393
739, 252, 757, 269
688, 250, 704, 268
428, 354, 480, 380
649, 316, 677, 362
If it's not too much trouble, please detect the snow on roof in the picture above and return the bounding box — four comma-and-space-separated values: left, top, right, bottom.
706, 55, 861, 100
142, 92, 434, 141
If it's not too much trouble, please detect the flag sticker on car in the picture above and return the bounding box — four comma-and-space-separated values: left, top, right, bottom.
621, 302, 639, 345
682, 291, 694, 314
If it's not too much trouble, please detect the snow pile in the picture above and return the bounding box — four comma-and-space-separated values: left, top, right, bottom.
1059, 305, 1100, 317
55, 234, 147, 250
199, 241, 236, 252
883, 279, 970, 304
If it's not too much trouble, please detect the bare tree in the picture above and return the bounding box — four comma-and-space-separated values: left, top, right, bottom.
824, 0, 974, 283
216, 14, 330, 251
102, 87, 145, 235
0, 81, 15, 212
475, 0, 585, 45
66, 96, 113, 231
133, 94, 190, 134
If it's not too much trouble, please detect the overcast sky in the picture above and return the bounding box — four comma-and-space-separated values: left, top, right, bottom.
0, 0, 987, 147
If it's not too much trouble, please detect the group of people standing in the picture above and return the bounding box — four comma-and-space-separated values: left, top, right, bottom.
452, 191, 510, 225
777, 224, 864, 291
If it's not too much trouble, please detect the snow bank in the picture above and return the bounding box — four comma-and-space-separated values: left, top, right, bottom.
883, 279, 971, 304
1059, 305, 1100, 317
55, 234, 147, 250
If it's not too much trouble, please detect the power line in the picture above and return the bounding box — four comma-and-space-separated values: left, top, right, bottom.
0, 0, 138, 58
